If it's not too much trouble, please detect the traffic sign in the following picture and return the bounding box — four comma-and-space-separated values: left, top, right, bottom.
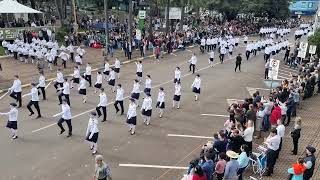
138, 10, 146, 19
298, 42, 308, 58
268, 59, 280, 80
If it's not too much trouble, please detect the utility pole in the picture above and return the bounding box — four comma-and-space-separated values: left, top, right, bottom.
128, 0, 133, 43
104, 0, 109, 56
71, 0, 78, 34
165, 0, 170, 35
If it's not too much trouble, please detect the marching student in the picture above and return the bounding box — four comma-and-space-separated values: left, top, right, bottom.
174, 67, 181, 84
71, 66, 80, 89
58, 78, 71, 106
85, 63, 92, 87
54, 69, 64, 92
219, 45, 227, 64
135, 61, 143, 82
141, 92, 152, 126
85, 112, 99, 154
96, 88, 107, 122
131, 79, 141, 105
144, 75, 152, 95
45, 51, 54, 71
37, 71, 46, 100
114, 58, 121, 79
94, 71, 103, 93
156, 87, 165, 118
114, 84, 124, 115
191, 74, 201, 101
25, 83, 42, 118
75, 54, 82, 66
173, 81, 181, 109
58, 50, 70, 69
103, 60, 110, 80
9, 75, 22, 108
67, 44, 75, 62
56, 99, 72, 137
76, 46, 85, 59
108, 68, 116, 92
188, 53, 197, 74
209, 50, 215, 67
0, 103, 19, 139
79, 75, 88, 103
127, 98, 137, 135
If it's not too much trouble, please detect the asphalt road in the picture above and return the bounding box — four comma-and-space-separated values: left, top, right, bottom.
0, 33, 301, 180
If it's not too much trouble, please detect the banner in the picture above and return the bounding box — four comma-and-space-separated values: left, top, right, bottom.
0, 26, 56, 40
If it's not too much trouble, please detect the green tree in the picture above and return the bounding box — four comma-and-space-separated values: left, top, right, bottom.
308, 29, 320, 57
207, 0, 242, 21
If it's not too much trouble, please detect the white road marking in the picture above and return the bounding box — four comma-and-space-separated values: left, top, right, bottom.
167, 134, 212, 139
277, 75, 288, 80
227, 98, 244, 106
0, 91, 9, 100
45, 81, 53, 90
279, 68, 297, 74
281, 66, 298, 72
171, 53, 177, 56
186, 49, 193, 52
201, 114, 229, 118
246, 87, 270, 91
119, 164, 188, 170
278, 72, 291, 77
32, 56, 237, 133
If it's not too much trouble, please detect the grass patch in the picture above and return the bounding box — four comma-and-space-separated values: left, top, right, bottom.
0, 46, 5, 56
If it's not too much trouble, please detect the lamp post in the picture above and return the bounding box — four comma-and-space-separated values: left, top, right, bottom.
104, 0, 109, 56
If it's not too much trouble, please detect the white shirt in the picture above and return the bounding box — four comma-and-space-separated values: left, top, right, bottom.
243, 126, 254, 142
276, 124, 285, 138
265, 135, 281, 151
175, 70, 181, 80
209, 51, 215, 59
62, 82, 70, 95
127, 103, 137, 119
10, 79, 22, 92
96, 74, 102, 84
104, 62, 110, 72
73, 69, 80, 78
109, 71, 115, 80
145, 78, 152, 89
98, 93, 107, 107
174, 84, 181, 95
115, 59, 121, 69
79, 78, 87, 89
86, 118, 99, 137
25, 87, 39, 101
75, 55, 82, 64
85, 66, 92, 76
56, 72, 64, 83
141, 97, 152, 110
131, 82, 140, 94
77, 47, 85, 56
192, 77, 201, 89
136, 63, 142, 73
59, 52, 69, 61
157, 91, 165, 103
116, 88, 124, 101
190, 55, 197, 65
58, 104, 72, 120
38, 75, 46, 87
0, 108, 18, 122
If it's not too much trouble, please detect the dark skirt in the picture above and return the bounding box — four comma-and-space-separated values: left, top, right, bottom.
6, 121, 17, 130
73, 78, 79, 84
142, 109, 152, 117
209, 58, 214, 62
114, 68, 120, 73
126, 116, 137, 125
156, 101, 165, 109
192, 87, 201, 94
86, 132, 99, 143
94, 83, 102, 89
24, 55, 29, 59
103, 71, 110, 75
174, 78, 180, 83
131, 93, 140, 100
144, 88, 151, 94
79, 89, 87, 95
108, 79, 115, 86
173, 95, 181, 101
136, 72, 142, 77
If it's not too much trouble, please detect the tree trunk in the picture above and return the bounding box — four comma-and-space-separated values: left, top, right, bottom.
179, 1, 185, 32
165, 0, 170, 35
30, 0, 39, 21
128, 0, 133, 42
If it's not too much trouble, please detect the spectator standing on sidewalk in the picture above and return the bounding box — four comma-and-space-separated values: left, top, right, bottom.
303, 146, 317, 180
291, 117, 302, 155
287, 158, 306, 180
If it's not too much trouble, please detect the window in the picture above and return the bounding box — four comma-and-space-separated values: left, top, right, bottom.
309, 2, 314, 8
301, 2, 307, 8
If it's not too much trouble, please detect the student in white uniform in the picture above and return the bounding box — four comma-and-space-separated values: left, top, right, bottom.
9, 75, 22, 108
37, 71, 46, 100
79, 75, 88, 103
174, 67, 181, 83
71, 66, 80, 89
144, 75, 152, 95
114, 58, 121, 79
76, 47, 85, 58
209, 50, 215, 67
173, 81, 182, 109
156, 87, 165, 118
188, 53, 197, 74
67, 44, 75, 62
0, 103, 19, 139
94, 71, 103, 93
56, 99, 72, 137
85, 112, 99, 154
54, 69, 64, 91
85, 63, 92, 87
103, 60, 110, 79
58, 78, 71, 106
131, 79, 141, 105
135, 61, 143, 82
127, 98, 137, 135
191, 74, 201, 101
114, 84, 124, 115
75, 54, 82, 66
58, 51, 70, 69
25, 83, 42, 118
108, 68, 116, 92
141, 92, 152, 126
96, 88, 107, 122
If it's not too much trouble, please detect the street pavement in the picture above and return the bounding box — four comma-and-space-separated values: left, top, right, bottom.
0, 33, 319, 180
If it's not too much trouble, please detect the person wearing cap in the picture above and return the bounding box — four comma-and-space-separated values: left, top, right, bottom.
114, 58, 121, 79
0, 103, 19, 139
291, 117, 302, 155
173, 81, 182, 109
85, 63, 92, 87
264, 128, 281, 176
94, 71, 103, 93
127, 98, 137, 135
53, 69, 64, 92
141, 92, 152, 126
25, 83, 42, 119
156, 87, 165, 118
79, 75, 88, 103
58, 78, 71, 106
9, 75, 22, 108
114, 84, 124, 115
56, 99, 72, 137
191, 74, 201, 101
303, 145, 316, 180
174, 67, 181, 84
37, 71, 46, 100
144, 75, 152, 95
93, 155, 112, 180
135, 61, 143, 82
96, 88, 107, 122
224, 151, 239, 180
86, 112, 99, 154
108, 68, 116, 93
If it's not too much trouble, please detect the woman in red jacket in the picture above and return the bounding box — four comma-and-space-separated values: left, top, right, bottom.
270, 103, 282, 128
192, 165, 207, 180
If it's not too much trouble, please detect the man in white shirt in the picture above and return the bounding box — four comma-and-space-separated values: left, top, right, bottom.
9, 75, 22, 108
26, 83, 42, 118
85, 63, 92, 87
275, 119, 285, 159
96, 88, 107, 122
58, 78, 71, 106
114, 84, 124, 115
56, 99, 72, 137
0, 103, 19, 139
264, 128, 281, 176
37, 71, 46, 100
58, 51, 70, 68
243, 120, 254, 152
189, 53, 197, 74
54, 69, 64, 92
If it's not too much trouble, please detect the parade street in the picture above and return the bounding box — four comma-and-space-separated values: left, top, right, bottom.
0, 33, 303, 180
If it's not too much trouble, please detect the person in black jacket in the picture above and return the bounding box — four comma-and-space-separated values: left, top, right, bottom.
291, 117, 302, 155
228, 129, 245, 154
235, 53, 242, 72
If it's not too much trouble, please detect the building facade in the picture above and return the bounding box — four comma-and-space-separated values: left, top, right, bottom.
289, 0, 320, 16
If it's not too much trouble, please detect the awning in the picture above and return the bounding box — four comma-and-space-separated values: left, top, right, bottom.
0, 0, 42, 14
